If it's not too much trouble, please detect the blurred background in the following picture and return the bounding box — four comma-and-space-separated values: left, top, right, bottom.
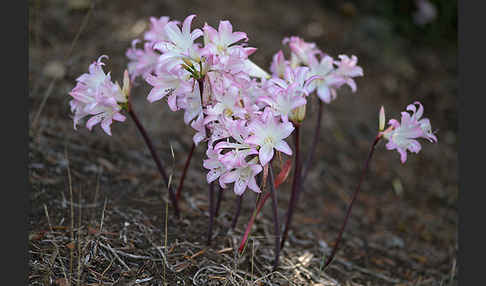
29, 0, 457, 284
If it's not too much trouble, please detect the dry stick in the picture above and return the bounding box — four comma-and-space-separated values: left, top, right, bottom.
163, 199, 168, 285
230, 194, 243, 229
65, 146, 75, 281
322, 135, 381, 269
127, 107, 180, 218
268, 163, 281, 271
77, 186, 83, 286
301, 99, 323, 181
280, 124, 301, 250
175, 142, 196, 201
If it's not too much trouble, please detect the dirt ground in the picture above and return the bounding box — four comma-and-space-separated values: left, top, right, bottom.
28, 0, 458, 285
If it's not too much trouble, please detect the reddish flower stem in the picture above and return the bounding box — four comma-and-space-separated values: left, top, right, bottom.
196, 77, 216, 245
268, 164, 281, 271
175, 142, 196, 201
322, 135, 381, 269
128, 108, 180, 218
238, 187, 272, 253
214, 184, 223, 217
238, 161, 281, 270
302, 99, 323, 181
207, 181, 215, 245
280, 124, 301, 250
230, 194, 243, 229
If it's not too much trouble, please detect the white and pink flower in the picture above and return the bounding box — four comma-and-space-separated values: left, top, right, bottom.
69, 55, 127, 136
381, 101, 437, 163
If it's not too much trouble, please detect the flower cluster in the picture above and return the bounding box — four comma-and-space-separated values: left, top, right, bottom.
380, 101, 438, 163
67, 14, 440, 269
124, 14, 364, 196
68, 56, 130, 136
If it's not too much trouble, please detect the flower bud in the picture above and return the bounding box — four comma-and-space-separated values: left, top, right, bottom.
379, 106, 385, 132
122, 69, 131, 100
289, 104, 306, 124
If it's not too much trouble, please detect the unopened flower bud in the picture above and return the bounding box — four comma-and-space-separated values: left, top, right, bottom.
289, 104, 306, 124
122, 69, 131, 100
379, 106, 385, 132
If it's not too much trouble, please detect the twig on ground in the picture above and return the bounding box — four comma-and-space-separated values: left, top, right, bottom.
98, 242, 131, 271
333, 257, 402, 284
65, 145, 75, 281
77, 186, 83, 286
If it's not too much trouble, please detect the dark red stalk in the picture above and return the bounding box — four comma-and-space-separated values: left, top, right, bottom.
128, 108, 180, 218
268, 164, 281, 271
238, 190, 271, 253
175, 142, 195, 201
238, 161, 281, 269
196, 77, 216, 245
207, 181, 215, 245
230, 194, 243, 229
214, 184, 223, 217
322, 135, 381, 269
302, 99, 323, 181
280, 124, 301, 249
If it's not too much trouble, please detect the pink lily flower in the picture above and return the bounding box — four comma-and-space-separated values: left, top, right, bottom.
144, 16, 171, 44
219, 157, 262, 195
202, 20, 248, 56
190, 113, 207, 146
203, 146, 228, 185
69, 55, 127, 136
306, 54, 345, 103
270, 50, 290, 79
145, 66, 193, 111
126, 40, 161, 81
154, 14, 203, 70
282, 36, 322, 67
180, 81, 203, 125
259, 67, 310, 121
245, 108, 294, 166
334, 55, 364, 92
381, 101, 438, 163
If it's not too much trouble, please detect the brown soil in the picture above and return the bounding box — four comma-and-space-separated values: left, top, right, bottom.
29, 0, 457, 285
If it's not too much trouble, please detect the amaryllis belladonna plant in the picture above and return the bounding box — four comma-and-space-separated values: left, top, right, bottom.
68, 14, 437, 270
